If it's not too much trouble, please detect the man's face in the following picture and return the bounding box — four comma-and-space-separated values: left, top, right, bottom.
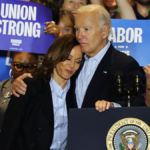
75, 11, 108, 57
135, 0, 150, 6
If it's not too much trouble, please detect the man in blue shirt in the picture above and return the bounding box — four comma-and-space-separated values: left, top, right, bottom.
71, 4, 146, 111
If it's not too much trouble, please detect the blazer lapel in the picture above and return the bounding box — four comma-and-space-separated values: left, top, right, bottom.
38, 77, 73, 125
82, 44, 115, 107
38, 78, 54, 129
66, 88, 71, 119
70, 77, 78, 108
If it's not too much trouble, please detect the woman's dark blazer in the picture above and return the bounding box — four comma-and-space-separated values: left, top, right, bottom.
0, 75, 72, 150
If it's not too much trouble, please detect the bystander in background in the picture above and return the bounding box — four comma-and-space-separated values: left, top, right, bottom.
58, 10, 75, 36
0, 52, 38, 133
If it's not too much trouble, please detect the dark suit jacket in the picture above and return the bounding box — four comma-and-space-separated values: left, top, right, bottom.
0, 75, 72, 150
0, 77, 13, 131
71, 44, 146, 108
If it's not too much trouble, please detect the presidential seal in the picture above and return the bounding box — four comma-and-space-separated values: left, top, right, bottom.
106, 118, 150, 150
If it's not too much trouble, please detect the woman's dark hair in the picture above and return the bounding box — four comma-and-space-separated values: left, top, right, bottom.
58, 0, 91, 9
30, 0, 60, 24
37, 34, 80, 82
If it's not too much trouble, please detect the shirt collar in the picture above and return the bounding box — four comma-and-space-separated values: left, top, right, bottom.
84, 41, 110, 63
50, 77, 70, 97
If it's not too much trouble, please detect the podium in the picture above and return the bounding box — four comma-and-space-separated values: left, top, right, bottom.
67, 107, 150, 150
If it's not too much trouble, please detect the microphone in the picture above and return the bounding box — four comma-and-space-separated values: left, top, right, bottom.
114, 70, 124, 94
132, 70, 142, 93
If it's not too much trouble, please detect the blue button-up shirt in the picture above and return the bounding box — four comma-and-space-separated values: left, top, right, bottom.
75, 41, 121, 108
50, 77, 70, 150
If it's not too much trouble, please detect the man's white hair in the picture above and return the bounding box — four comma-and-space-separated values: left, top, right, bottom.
77, 4, 112, 34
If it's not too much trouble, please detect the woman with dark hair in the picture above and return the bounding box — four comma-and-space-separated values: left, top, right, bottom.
58, 0, 91, 17
58, 10, 75, 36
0, 34, 83, 150
58, 0, 104, 17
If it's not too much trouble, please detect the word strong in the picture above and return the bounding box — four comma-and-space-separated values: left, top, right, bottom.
109, 27, 143, 43
0, 3, 41, 38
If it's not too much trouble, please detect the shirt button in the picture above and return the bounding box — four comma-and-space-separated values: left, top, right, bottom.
58, 141, 60, 144
60, 112, 62, 115
58, 128, 60, 130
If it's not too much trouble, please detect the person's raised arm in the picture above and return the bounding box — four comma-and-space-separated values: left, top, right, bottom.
116, 0, 137, 19
143, 65, 150, 106
11, 73, 32, 97
44, 21, 60, 38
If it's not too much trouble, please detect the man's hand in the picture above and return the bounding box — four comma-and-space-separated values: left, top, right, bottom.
95, 100, 114, 112
11, 73, 33, 97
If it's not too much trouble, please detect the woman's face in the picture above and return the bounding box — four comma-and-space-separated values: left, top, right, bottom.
102, 0, 117, 8
11, 52, 37, 80
54, 45, 82, 80
58, 18, 73, 36
62, 0, 87, 17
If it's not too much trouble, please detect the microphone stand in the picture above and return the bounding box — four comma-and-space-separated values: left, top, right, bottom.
114, 71, 143, 107
127, 90, 131, 107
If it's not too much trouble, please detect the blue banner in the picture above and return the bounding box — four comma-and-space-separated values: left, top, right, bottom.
0, 0, 55, 54
109, 19, 150, 66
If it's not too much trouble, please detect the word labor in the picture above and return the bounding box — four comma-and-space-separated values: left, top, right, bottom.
0, 3, 41, 37
109, 27, 143, 43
